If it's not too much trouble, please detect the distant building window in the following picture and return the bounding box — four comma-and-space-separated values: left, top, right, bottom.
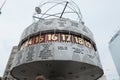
4, 77, 7, 80
5, 71, 9, 75
8, 64, 12, 69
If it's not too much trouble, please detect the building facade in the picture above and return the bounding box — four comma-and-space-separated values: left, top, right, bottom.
2, 46, 18, 80
109, 30, 120, 78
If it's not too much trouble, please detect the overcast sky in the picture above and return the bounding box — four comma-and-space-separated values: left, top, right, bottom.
0, 0, 120, 80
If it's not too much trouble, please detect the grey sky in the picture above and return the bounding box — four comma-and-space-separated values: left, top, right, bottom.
0, 0, 120, 80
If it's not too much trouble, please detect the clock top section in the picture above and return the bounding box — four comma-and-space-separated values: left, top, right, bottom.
20, 18, 94, 43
